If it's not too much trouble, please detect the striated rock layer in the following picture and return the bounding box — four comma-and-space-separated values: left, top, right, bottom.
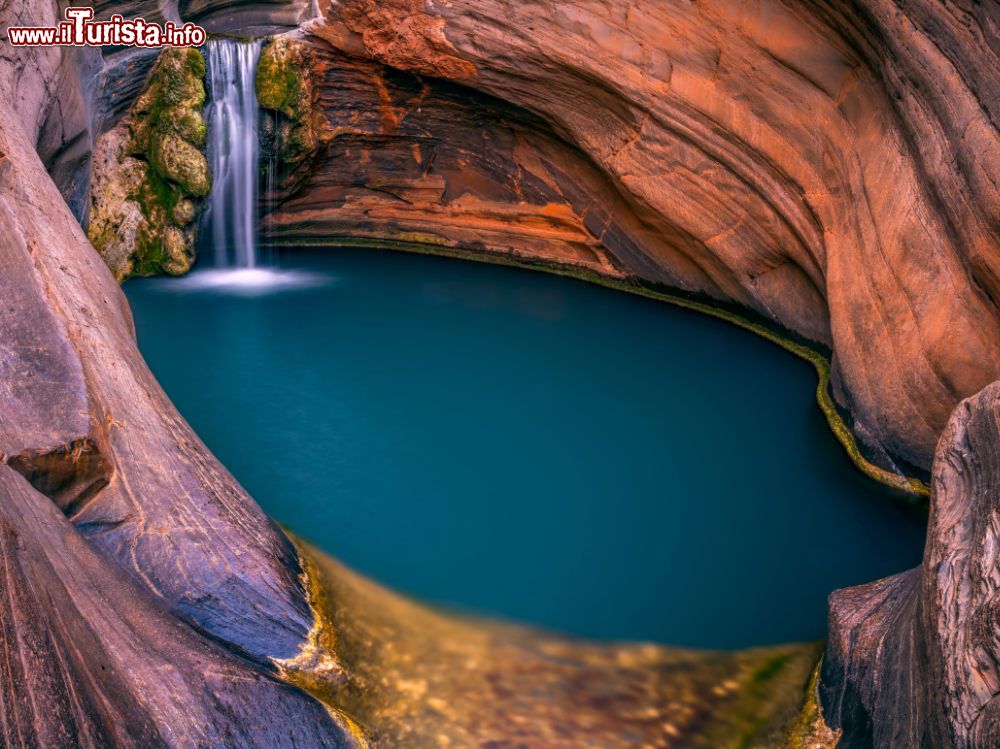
262, 0, 1000, 471
4, 0, 1000, 745
0, 1, 828, 746
0, 0, 360, 745
0, 465, 350, 747
821, 380, 1000, 748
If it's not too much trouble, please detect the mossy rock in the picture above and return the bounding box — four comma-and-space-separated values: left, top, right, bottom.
159, 107, 209, 148
255, 37, 310, 119
133, 166, 180, 223
129, 49, 207, 152
256, 36, 328, 187
162, 227, 193, 275
102, 47, 210, 279
134, 48, 206, 111
150, 134, 210, 197
131, 220, 171, 277
173, 198, 197, 226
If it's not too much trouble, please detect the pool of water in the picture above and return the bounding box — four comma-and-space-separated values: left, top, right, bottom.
124, 249, 926, 648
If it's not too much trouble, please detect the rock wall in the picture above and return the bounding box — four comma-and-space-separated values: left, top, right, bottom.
0, 465, 351, 747
261, 0, 1000, 471
0, 11, 303, 670
0, 1, 359, 744
257, 38, 633, 280
821, 380, 1000, 748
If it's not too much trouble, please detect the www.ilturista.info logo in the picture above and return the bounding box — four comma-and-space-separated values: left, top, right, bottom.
7, 7, 206, 47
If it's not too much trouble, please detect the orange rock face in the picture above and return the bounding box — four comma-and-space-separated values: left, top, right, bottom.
266, 0, 1000, 469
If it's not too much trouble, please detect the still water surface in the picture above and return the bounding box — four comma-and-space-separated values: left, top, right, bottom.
125, 249, 926, 648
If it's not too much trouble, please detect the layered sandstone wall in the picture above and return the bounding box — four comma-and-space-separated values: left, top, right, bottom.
257, 0, 1000, 472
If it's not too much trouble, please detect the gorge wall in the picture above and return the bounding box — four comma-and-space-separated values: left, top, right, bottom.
251, 0, 1000, 477
4, 0, 1000, 746
0, 9, 825, 744
0, 1, 361, 744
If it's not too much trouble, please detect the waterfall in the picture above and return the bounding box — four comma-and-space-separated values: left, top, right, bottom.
181, 38, 324, 292
203, 39, 263, 269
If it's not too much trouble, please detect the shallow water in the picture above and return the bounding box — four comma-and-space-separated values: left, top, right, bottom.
125, 249, 926, 648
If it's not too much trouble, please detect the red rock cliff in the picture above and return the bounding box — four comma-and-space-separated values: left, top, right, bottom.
259, 0, 1000, 472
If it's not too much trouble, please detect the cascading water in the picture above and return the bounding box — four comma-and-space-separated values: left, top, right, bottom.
203, 38, 263, 269
180, 38, 324, 292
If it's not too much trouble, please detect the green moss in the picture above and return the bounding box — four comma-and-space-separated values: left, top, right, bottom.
131, 222, 170, 277
122, 166, 172, 277
159, 107, 209, 147
116, 47, 209, 279
390, 230, 451, 247
754, 654, 793, 684
255, 37, 308, 118
134, 164, 182, 216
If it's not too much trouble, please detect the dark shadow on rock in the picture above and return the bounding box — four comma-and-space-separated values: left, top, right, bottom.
7, 438, 112, 518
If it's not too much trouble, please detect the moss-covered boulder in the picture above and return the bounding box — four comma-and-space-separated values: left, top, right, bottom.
88, 48, 209, 281
256, 37, 310, 118
87, 136, 148, 281
149, 135, 211, 197
256, 37, 329, 191
129, 48, 207, 144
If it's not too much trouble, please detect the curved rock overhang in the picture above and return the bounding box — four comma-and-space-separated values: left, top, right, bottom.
267, 0, 1000, 473
4, 0, 1000, 746
0, 1, 360, 744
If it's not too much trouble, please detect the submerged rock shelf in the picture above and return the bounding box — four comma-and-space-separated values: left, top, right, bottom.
287, 539, 824, 749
